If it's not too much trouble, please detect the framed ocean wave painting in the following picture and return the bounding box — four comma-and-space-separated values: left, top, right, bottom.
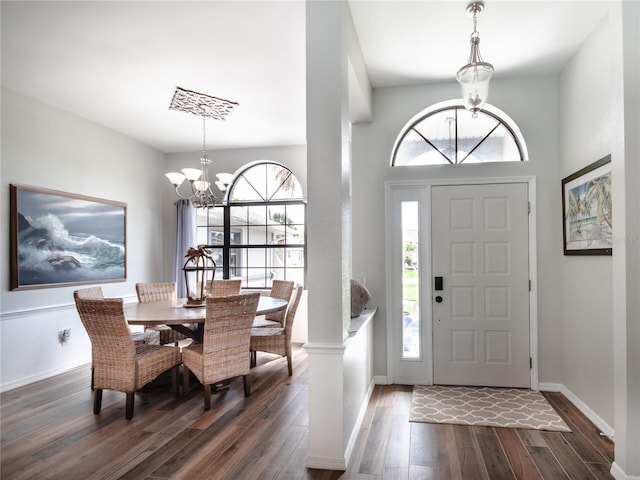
10, 184, 127, 290
561, 155, 612, 256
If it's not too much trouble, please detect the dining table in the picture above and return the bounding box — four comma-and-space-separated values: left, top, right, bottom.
125, 295, 288, 343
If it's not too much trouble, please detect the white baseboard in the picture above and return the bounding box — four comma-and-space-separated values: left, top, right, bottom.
538, 382, 615, 439
1, 362, 89, 393
374, 375, 389, 385
611, 461, 640, 480
305, 455, 346, 470
344, 378, 376, 466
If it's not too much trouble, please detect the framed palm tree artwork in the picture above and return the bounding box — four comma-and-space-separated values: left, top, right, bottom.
561, 155, 612, 255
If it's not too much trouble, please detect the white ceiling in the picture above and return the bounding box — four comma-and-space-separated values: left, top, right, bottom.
1, 1, 610, 153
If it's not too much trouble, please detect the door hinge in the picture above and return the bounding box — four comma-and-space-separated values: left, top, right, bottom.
530, 357, 533, 369
529, 280, 532, 291
528, 201, 531, 214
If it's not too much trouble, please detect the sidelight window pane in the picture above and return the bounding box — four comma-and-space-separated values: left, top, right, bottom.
402, 201, 420, 359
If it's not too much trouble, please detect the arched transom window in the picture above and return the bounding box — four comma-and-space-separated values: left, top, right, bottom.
391, 100, 528, 166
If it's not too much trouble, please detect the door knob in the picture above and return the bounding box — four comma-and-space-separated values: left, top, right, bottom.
435, 296, 443, 303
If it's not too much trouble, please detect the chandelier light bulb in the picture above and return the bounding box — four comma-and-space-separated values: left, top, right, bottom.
216, 173, 234, 184
193, 180, 211, 192
166, 172, 186, 186
181, 168, 203, 182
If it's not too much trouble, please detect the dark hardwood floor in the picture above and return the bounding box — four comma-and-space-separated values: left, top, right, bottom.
1, 345, 614, 479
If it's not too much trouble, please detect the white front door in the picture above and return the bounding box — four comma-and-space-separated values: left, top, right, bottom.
432, 183, 530, 388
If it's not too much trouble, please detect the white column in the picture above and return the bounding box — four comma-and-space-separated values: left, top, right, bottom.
305, 0, 352, 469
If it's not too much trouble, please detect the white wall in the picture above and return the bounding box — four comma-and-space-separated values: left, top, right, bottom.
559, 15, 614, 427
352, 77, 564, 384
1, 88, 166, 391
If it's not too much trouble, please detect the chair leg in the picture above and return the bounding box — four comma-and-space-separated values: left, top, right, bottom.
250, 350, 256, 368
91, 366, 95, 391
182, 365, 190, 396
203, 384, 211, 411
243, 375, 251, 397
93, 389, 103, 414
125, 392, 134, 420
171, 366, 179, 397
287, 355, 293, 376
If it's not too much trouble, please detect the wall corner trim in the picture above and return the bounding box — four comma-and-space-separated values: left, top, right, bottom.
610, 462, 639, 480
538, 382, 615, 439
303, 342, 347, 354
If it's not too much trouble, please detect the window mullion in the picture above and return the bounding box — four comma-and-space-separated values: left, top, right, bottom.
222, 205, 231, 279
412, 127, 453, 165
459, 123, 500, 164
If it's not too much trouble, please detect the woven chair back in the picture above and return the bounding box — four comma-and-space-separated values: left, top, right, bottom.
266, 280, 294, 322
283, 285, 303, 339
208, 279, 242, 297
135, 282, 176, 303
202, 292, 260, 381
135, 282, 185, 345
73, 286, 104, 300
74, 297, 137, 389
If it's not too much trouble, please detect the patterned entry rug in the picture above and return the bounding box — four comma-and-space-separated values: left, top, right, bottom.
410, 385, 571, 432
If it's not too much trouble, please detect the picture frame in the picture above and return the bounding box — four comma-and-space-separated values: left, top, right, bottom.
9, 184, 127, 290
561, 155, 612, 256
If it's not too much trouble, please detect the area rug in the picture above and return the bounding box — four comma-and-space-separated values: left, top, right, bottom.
410, 385, 571, 432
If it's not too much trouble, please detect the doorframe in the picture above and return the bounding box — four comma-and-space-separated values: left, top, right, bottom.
384, 176, 539, 389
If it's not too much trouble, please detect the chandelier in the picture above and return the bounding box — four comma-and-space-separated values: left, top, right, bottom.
456, 2, 494, 117
165, 87, 238, 208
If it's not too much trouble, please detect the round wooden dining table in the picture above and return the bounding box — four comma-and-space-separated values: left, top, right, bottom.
125, 296, 288, 342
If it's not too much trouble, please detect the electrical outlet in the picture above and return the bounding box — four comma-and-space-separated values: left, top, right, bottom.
59, 328, 71, 345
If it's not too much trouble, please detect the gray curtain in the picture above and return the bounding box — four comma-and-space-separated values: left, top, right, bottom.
174, 199, 196, 298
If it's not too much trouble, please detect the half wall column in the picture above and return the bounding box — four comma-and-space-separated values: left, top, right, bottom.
305, 0, 353, 469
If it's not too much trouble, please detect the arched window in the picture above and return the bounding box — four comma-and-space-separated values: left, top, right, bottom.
391, 100, 528, 166
196, 161, 306, 289
229, 161, 304, 202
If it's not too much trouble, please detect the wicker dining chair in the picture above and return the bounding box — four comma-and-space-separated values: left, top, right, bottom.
74, 287, 158, 390
135, 282, 187, 345
250, 285, 303, 376
263, 280, 294, 326
182, 292, 260, 411
74, 296, 181, 420
207, 279, 242, 297
76, 286, 160, 345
